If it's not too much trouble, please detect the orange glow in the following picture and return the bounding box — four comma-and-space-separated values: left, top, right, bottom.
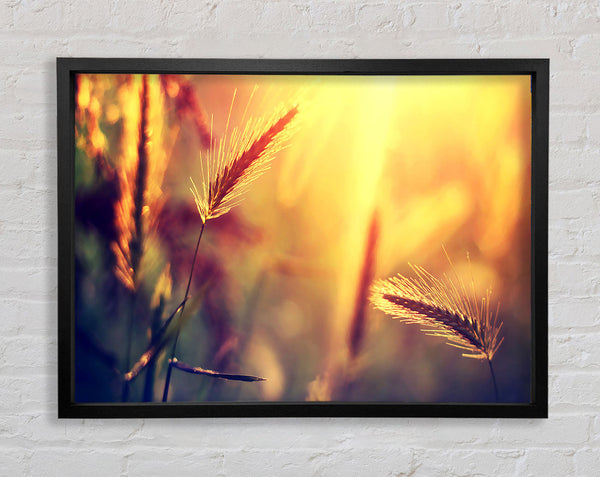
75, 73, 532, 403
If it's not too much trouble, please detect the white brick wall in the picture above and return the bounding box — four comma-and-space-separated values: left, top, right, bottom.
0, 0, 598, 475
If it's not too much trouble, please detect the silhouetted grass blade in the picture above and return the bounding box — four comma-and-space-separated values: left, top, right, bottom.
170, 358, 266, 382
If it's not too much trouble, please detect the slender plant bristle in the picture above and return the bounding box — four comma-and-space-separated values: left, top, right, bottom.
370, 258, 503, 361
191, 99, 299, 224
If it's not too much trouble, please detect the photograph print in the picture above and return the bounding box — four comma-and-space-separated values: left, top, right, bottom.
71, 69, 534, 408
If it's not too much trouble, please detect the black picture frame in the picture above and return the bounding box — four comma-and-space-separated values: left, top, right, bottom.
57, 58, 548, 418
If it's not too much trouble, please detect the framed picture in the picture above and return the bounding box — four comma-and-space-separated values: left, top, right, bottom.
58, 58, 548, 418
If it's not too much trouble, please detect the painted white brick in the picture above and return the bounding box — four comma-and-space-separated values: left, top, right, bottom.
356, 3, 402, 33
310, 447, 414, 476
479, 37, 575, 71
592, 416, 600, 445
0, 335, 57, 374
572, 34, 600, 66
0, 109, 54, 150
309, 2, 357, 33
520, 449, 576, 476
0, 377, 48, 414
452, 2, 500, 33
12, 0, 67, 32
496, 2, 550, 35
30, 449, 122, 477
549, 189, 598, 220
493, 415, 590, 446
108, 1, 170, 32
0, 149, 53, 190
552, 71, 600, 107
413, 448, 522, 477
549, 226, 582, 257
548, 261, 600, 297
549, 297, 600, 328
0, 266, 56, 300
546, 2, 600, 35
65, 37, 179, 58
163, 2, 219, 32
12, 69, 59, 106
221, 447, 414, 476
499, 1, 600, 36
407, 3, 453, 31
0, 38, 69, 69
582, 227, 600, 256
223, 448, 322, 475
550, 332, 600, 369
0, 450, 33, 477
551, 113, 588, 144
216, 1, 267, 32
587, 113, 600, 145
2, 298, 55, 335
551, 372, 600, 407
0, 228, 53, 263
126, 449, 224, 476
62, 419, 146, 445
402, 419, 502, 447
0, 188, 57, 228
63, 0, 114, 31
550, 146, 600, 186
400, 38, 481, 57
575, 448, 600, 476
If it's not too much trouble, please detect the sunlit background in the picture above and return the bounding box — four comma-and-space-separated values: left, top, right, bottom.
74, 73, 531, 403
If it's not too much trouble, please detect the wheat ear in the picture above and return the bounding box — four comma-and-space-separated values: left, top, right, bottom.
370, 253, 504, 399
191, 94, 298, 224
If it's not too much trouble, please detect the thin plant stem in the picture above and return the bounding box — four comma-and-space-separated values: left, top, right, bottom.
161, 221, 206, 402
487, 358, 499, 401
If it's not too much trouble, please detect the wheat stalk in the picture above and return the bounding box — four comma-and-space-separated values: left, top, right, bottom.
370, 251, 504, 399
161, 94, 299, 402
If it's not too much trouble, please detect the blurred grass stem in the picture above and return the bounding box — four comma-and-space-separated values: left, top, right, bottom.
121, 294, 136, 401
121, 76, 149, 402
